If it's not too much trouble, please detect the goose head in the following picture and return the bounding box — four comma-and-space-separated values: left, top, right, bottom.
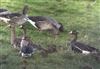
69, 30, 78, 35
69, 30, 79, 42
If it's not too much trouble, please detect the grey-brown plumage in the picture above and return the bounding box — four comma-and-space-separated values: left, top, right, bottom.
0, 8, 10, 23
9, 23, 22, 49
0, 5, 29, 25
0, 8, 11, 15
6, 5, 29, 48
10, 22, 28, 49
28, 16, 64, 35
19, 25, 41, 57
69, 30, 99, 55
8, 5, 29, 48
20, 36, 37, 57
8, 5, 29, 25
0, 12, 21, 18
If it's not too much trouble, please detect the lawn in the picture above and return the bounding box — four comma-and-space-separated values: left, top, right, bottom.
0, 0, 100, 69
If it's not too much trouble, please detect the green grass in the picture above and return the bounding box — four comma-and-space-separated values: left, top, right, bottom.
0, 0, 100, 69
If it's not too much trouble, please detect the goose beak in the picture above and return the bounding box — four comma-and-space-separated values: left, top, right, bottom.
25, 17, 38, 29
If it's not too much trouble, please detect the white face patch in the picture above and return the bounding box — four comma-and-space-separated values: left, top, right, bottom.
26, 18, 38, 28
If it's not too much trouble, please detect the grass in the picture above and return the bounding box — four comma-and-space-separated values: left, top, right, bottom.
0, 0, 100, 69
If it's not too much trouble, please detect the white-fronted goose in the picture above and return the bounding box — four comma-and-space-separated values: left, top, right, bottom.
0, 5, 29, 25
27, 16, 64, 35
20, 36, 37, 57
7, 5, 29, 48
69, 30, 99, 55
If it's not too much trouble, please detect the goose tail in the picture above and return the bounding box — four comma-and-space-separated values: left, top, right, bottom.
59, 23, 64, 32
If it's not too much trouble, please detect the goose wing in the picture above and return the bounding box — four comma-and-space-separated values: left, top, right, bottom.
74, 42, 98, 52
0, 13, 21, 18
0, 9, 11, 15
28, 16, 47, 28
28, 16, 47, 22
0, 13, 22, 23
0, 9, 8, 12
45, 16, 61, 29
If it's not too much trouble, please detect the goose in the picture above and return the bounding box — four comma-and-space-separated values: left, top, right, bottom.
69, 30, 99, 55
0, 5, 29, 25
20, 36, 37, 57
5, 7, 24, 47
19, 25, 40, 57
7, 5, 29, 48
9, 22, 37, 57
27, 16, 64, 35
